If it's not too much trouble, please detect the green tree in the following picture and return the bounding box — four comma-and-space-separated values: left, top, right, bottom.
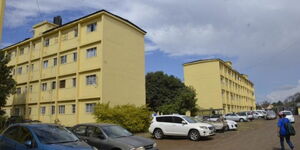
146, 71, 197, 115
0, 51, 16, 115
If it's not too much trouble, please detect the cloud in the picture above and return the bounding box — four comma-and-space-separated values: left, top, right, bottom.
266, 80, 300, 102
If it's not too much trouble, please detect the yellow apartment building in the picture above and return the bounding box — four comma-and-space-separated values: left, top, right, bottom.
183, 59, 256, 114
1, 10, 146, 126
0, 0, 5, 42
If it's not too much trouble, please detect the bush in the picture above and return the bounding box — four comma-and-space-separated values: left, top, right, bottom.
93, 103, 152, 133
0, 115, 8, 133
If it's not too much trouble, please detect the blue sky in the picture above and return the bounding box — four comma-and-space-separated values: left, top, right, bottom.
2, 0, 300, 103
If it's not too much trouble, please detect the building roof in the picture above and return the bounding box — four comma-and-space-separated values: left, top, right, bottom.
1, 9, 146, 50
183, 58, 254, 85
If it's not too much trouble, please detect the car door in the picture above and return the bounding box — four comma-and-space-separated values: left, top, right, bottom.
156, 116, 173, 135
86, 126, 111, 150
171, 116, 189, 136
14, 127, 38, 150
0, 126, 19, 150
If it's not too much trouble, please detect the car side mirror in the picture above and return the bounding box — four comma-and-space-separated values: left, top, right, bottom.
24, 140, 32, 148
182, 121, 187, 124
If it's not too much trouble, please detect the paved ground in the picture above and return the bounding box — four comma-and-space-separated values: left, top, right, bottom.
145, 116, 300, 150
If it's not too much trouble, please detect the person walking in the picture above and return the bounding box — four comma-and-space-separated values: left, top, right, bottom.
277, 111, 294, 150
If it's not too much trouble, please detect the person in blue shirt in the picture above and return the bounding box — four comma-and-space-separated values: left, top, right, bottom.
277, 111, 294, 150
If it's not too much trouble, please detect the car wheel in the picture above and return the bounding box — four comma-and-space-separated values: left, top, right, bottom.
153, 128, 164, 139
239, 119, 245, 122
188, 129, 200, 141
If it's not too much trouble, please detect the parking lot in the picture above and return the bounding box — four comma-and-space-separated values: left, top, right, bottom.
140, 116, 300, 150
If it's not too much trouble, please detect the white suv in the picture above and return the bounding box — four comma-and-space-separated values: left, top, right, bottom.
281, 111, 295, 123
149, 115, 215, 141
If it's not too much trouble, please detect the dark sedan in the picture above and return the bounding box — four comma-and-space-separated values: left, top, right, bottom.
0, 123, 96, 150
71, 123, 158, 150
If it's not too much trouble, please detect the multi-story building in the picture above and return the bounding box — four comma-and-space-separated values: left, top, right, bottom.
183, 59, 256, 114
1, 10, 146, 126
0, 0, 5, 42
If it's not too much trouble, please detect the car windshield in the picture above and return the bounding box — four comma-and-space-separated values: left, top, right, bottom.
283, 111, 292, 115
32, 125, 78, 144
182, 116, 197, 123
101, 125, 133, 138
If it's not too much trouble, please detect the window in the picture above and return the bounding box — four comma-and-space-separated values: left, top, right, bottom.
59, 105, 65, 114
51, 106, 55, 115
29, 85, 33, 93
53, 58, 57, 66
86, 75, 96, 85
17, 67, 22, 74
14, 108, 20, 116
73, 52, 77, 62
59, 80, 66, 88
41, 83, 47, 91
72, 78, 76, 87
3, 126, 20, 141
156, 116, 173, 123
31, 64, 34, 71
26, 65, 29, 73
16, 88, 21, 94
44, 39, 50, 47
19, 48, 24, 55
74, 28, 78, 37
86, 103, 96, 113
86, 48, 97, 58
61, 55, 67, 64
74, 126, 87, 136
72, 104, 76, 114
87, 22, 97, 32
28, 107, 31, 115
41, 107, 46, 115
173, 117, 183, 124
51, 81, 56, 89
43, 60, 48, 69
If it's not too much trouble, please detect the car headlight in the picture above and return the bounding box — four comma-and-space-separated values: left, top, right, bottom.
153, 142, 157, 148
199, 126, 208, 129
92, 147, 99, 150
130, 147, 145, 150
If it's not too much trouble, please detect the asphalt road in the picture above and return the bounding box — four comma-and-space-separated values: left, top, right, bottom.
154, 116, 300, 150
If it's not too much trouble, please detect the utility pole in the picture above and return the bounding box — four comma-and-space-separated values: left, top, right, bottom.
0, 0, 6, 44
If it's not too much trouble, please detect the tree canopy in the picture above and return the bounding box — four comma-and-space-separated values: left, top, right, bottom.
0, 51, 16, 115
146, 71, 197, 115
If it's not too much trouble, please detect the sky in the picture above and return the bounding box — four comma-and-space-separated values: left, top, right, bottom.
1, 0, 300, 103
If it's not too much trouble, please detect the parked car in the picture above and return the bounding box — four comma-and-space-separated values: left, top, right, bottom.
281, 111, 295, 123
265, 110, 277, 120
194, 116, 227, 132
237, 112, 254, 121
224, 113, 249, 122
0, 123, 95, 150
71, 123, 157, 150
252, 111, 264, 119
206, 115, 238, 130
255, 110, 267, 118
149, 115, 215, 141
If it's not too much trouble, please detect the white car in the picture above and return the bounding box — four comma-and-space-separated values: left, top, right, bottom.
281, 111, 295, 123
253, 111, 264, 118
149, 115, 215, 141
224, 113, 249, 122
256, 110, 267, 118
225, 120, 238, 130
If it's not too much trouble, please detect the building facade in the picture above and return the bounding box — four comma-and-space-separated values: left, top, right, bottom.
0, 0, 5, 42
183, 59, 256, 114
2, 10, 146, 126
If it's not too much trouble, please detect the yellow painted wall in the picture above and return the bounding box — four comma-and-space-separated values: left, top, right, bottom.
184, 61, 223, 110
0, 0, 5, 42
101, 14, 145, 106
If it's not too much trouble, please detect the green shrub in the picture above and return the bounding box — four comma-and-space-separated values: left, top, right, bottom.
93, 103, 152, 133
0, 115, 8, 133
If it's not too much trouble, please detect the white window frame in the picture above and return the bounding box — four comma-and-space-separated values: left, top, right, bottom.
43, 60, 48, 69
86, 75, 96, 85
59, 105, 65, 114
86, 103, 96, 113
41, 107, 46, 115
86, 48, 97, 58
41, 83, 47, 91
87, 23, 97, 32
61, 55, 67, 64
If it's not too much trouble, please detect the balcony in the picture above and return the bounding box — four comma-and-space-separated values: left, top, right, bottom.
43, 44, 58, 57
58, 88, 76, 100
41, 67, 57, 79
28, 92, 39, 103
29, 71, 40, 81
61, 37, 78, 52
41, 90, 57, 102
59, 62, 77, 76
18, 54, 30, 64
17, 73, 29, 84
13, 93, 27, 105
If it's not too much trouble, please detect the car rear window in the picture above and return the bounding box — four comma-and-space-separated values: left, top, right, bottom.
156, 116, 173, 123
